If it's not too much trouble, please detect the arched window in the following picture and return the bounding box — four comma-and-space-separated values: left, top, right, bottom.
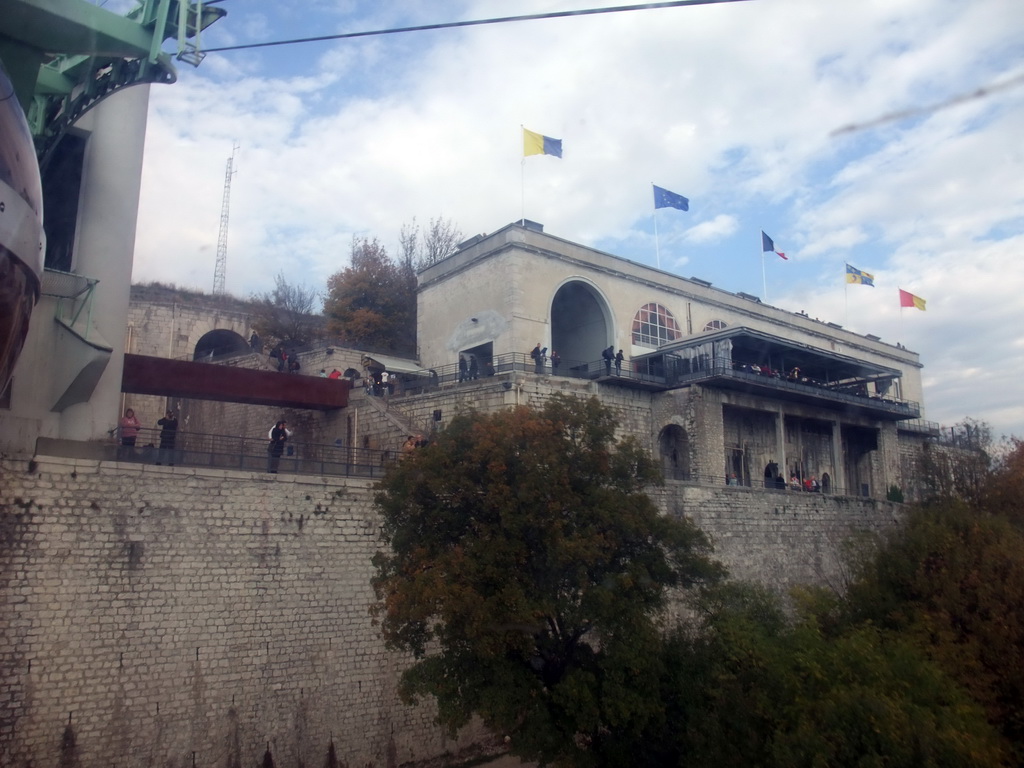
703, 319, 728, 332
632, 303, 681, 348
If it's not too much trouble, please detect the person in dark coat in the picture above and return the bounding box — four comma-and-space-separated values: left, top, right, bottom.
156, 410, 178, 465
267, 420, 289, 473
531, 343, 544, 373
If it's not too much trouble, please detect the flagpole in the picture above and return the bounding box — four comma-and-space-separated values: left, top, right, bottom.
761, 231, 768, 303
520, 125, 526, 224
844, 278, 849, 327
521, 158, 525, 224
653, 184, 661, 270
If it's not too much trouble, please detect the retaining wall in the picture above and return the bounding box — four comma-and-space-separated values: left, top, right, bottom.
0, 439, 903, 767
0, 457, 488, 768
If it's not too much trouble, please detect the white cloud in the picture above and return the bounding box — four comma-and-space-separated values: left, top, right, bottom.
685, 214, 738, 244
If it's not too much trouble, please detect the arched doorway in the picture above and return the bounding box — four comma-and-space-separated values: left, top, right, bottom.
659, 424, 690, 481
193, 329, 249, 360
550, 280, 612, 369
764, 461, 784, 490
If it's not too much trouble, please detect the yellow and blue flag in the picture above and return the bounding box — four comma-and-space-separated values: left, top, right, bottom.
845, 264, 874, 286
523, 127, 562, 158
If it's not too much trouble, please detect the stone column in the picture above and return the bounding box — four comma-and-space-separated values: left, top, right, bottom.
59, 85, 151, 441
775, 407, 786, 476
876, 422, 900, 499
693, 387, 724, 484
831, 419, 845, 493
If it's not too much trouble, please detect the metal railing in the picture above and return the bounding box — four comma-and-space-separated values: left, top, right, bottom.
384, 353, 920, 417
102, 427, 886, 497
898, 418, 941, 435
111, 427, 395, 478
380, 351, 647, 395
660, 469, 878, 499
644, 361, 921, 417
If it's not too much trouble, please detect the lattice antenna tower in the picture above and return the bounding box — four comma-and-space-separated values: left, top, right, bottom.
212, 143, 239, 295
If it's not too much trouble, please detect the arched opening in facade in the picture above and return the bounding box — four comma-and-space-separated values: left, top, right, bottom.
764, 461, 784, 489
550, 280, 612, 369
193, 329, 249, 360
658, 424, 690, 481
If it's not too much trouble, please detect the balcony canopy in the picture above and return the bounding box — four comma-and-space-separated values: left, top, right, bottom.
633, 327, 918, 420
643, 326, 901, 382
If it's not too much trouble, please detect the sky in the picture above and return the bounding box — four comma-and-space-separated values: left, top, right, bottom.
125, 0, 1024, 439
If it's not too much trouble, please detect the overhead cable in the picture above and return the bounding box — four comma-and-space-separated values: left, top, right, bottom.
202, 0, 753, 53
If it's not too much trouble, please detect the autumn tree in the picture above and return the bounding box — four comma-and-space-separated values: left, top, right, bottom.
248, 271, 322, 347
323, 236, 416, 353
371, 394, 724, 767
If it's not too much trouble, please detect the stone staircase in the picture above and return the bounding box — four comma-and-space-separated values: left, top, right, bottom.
355, 390, 434, 451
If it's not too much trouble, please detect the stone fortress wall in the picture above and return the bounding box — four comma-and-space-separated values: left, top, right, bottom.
0, 456, 493, 768
0, 440, 903, 767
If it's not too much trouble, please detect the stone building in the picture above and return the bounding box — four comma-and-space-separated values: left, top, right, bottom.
112, 220, 937, 504
414, 220, 933, 499
3, 221, 940, 768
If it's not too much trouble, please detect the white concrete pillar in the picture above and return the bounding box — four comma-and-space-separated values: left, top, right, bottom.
59, 84, 150, 441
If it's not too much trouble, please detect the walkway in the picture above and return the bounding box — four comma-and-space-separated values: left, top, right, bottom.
121, 353, 350, 410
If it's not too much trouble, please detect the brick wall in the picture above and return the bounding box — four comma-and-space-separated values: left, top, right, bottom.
654, 482, 902, 589
0, 458, 489, 768
0, 386, 911, 767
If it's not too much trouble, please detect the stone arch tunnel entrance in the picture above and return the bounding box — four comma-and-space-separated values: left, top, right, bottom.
551, 280, 612, 367
194, 329, 249, 360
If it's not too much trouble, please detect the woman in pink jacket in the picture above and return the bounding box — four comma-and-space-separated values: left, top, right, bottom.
119, 408, 141, 459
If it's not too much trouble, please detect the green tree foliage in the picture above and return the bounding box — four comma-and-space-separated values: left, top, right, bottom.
371, 394, 724, 767
248, 271, 321, 347
840, 502, 1024, 760
323, 236, 416, 353
645, 583, 1008, 767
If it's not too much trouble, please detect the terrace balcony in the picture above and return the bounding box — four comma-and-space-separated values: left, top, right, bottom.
633, 326, 921, 421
